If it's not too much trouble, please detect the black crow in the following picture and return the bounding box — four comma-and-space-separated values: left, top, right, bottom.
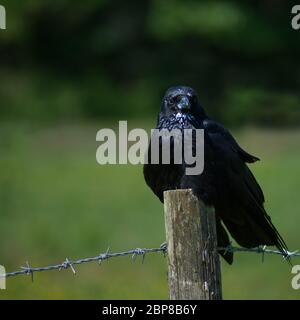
143, 85, 288, 264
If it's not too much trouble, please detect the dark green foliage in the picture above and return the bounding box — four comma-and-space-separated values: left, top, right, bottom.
0, 0, 299, 125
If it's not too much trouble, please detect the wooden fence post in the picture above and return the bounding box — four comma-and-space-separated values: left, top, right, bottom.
163, 189, 222, 300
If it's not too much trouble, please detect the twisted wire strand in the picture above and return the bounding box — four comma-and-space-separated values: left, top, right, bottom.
1, 243, 298, 280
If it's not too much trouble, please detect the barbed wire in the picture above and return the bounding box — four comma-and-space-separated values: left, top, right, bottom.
0, 243, 168, 281
218, 245, 299, 263
1, 243, 299, 280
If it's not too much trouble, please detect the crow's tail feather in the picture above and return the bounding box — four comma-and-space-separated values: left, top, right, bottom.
216, 217, 233, 264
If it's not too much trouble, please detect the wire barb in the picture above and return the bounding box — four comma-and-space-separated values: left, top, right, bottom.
20, 261, 34, 282
59, 258, 76, 275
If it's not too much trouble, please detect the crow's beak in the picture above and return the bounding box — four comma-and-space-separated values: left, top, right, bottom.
177, 96, 190, 112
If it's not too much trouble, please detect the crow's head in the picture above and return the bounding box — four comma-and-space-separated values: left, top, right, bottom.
160, 86, 207, 125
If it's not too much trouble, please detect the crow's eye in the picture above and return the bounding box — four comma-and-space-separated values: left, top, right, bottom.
168, 97, 175, 105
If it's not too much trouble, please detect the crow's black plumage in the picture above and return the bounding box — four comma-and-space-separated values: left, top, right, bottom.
143, 86, 288, 264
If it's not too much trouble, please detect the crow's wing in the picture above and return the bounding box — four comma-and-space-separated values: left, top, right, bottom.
203, 119, 260, 163
203, 119, 288, 255
203, 119, 264, 203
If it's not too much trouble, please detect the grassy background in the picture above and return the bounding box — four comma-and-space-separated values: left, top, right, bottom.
0, 122, 299, 299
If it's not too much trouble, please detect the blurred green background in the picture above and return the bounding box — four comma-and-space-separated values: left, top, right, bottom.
0, 0, 300, 299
